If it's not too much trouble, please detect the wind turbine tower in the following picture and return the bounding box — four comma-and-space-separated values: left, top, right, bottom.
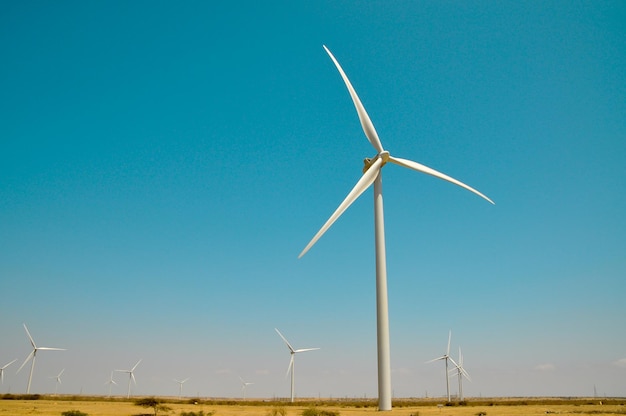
238, 376, 253, 399
427, 331, 454, 402
299, 46, 493, 411
174, 378, 189, 399
275, 328, 319, 403
50, 369, 64, 395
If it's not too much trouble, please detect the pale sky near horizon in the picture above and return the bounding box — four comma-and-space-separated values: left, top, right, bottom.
1, 1, 625, 400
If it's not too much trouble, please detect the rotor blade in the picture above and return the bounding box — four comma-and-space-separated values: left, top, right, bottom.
286, 355, 294, 378
131, 359, 142, 371
1, 359, 17, 370
323, 45, 384, 154
447, 330, 452, 356
16, 350, 34, 374
37, 347, 66, 351
23, 324, 36, 349
425, 355, 446, 364
388, 156, 494, 204
299, 158, 383, 258
294, 348, 320, 353
131, 372, 136, 384
448, 356, 459, 369
275, 328, 295, 353
461, 367, 472, 382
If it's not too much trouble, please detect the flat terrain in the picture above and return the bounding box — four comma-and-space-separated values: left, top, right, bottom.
1, 397, 624, 416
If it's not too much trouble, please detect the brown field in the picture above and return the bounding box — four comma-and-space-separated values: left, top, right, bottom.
1, 396, 624, 416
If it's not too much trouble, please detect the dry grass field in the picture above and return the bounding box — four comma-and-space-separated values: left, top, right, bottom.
0, 396, 624, 416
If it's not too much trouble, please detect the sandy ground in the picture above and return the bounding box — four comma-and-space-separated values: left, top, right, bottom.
0, 399, 624, 416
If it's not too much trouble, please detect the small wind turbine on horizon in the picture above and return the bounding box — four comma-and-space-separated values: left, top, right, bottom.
238, 376, 253, 399
174, 378, 189, 399
49, 369, 64, 395
275, 328, 319, 403
105, 371, 117, 397
16, 324, 66, 394
115, 359, 141, 398
426, 331, 454, 402
449, 347, 471, 401
1, 359, 17, 385
299, 46, 494, 411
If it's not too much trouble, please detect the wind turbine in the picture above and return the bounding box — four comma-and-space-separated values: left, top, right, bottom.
298, 46, 494, 411
16, 324, 66, 394
174, 378, 189, 399
275, 328, 319, 403
49, 369, 64, 395
238, 375, 253, 399
449, 347, 471, 401
115, 359, 141, 398
1, 359, 17, 384
426, 331, 454, 402
105, 371, 117, 397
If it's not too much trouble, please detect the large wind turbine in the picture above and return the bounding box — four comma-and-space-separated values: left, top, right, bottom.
115, 359, 141, 398
426, 331, 454, 402
0, 359, 17, 384
238, 375, 253, 399
299, 46, 494, 411
174, 378, 189, 398
275, 328, 319, 403
450, 347, 471, 401
16, 324, 66, 394
105, 371, 117, 397
49, 369, 64, 395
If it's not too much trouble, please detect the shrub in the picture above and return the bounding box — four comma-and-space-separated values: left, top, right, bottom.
62, 411, 88, 416
301, 407, 339, 416
267, 406, 287, 416
180, 411, 215, 416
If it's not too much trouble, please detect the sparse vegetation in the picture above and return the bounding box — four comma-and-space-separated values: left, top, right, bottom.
301, 407, 339, 416
180, 411, 215, 416
267, 406, 286, 416
61, 411, 88, 416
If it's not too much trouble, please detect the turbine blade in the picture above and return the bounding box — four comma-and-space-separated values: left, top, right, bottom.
275, 328, 295, 353
299, 158, 382, 258
294, 348, 320, 353
388, 156, 494, 204
448, 356, 459, 369
447, 331, 452, 356
461, 367, 472, 382
323, 45, 384, 154
1, 359, 17, 370
23, 324, 36, 349
37, 347, 66, 351
131, 372, 136, 384
425, 356, 446, 364
286, 355, 294, 378
131, 359, 142, 371
16, 351, 34, 374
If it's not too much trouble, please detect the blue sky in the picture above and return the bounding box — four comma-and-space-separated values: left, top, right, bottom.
1, 0, 625, 400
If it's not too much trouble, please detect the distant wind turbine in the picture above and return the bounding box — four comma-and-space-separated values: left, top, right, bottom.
275, 328, 319, 403
115, 359, 141, 398
174, 378, 189, 398
1, 359, 17, 384
16, 324, 66, 393
298, 46, 493, 411
49, 369, 64, 395
238, 375, 253, 399
426, 331, 454, 402
105, 371, 117, 397
449, 347, 471, 401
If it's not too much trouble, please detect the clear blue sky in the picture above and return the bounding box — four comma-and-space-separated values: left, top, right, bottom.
1, 0, 625, 399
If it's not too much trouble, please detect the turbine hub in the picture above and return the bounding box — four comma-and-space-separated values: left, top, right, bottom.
362, 151, 390, 173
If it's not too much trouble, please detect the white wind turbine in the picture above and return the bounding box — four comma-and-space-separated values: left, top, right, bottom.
49, 369, 64, 395
275, 328, 319, 403
238, 375, 253, 399
16, 324, 66, 394
426, 331, 454, 402
1, 359, 17, 385
115, 359, 141, 398
449, 347, 471, 401
105, 371, 117, 397
174, 378, 189, 399
299, 46, 494, 411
